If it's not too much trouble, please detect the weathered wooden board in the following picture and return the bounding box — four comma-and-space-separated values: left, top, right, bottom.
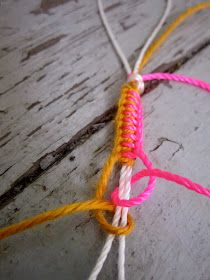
1, 0, 210, 197
0, 0, 210, 280
1, 39, 210, 280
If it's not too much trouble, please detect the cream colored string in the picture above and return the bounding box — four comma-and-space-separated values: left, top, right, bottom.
88, 166, 132, 280
88, 1, 172, 280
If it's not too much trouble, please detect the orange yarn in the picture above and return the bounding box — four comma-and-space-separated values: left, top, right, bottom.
113, 83, 140, 165
140, 2, 210, 71
0, 199, 132, 240
0, 83, 137, 240
95, 82, 141, 233
95, 210, 134, 235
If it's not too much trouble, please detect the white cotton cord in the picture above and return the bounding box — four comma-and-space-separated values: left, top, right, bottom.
88, 165, 132, 280
98, 0, 131, 74
117, 73, 144, 280
118, 166, 132, 280
98, 0, 171, 74
133, 0, 172, 73
88, 207, 121, 280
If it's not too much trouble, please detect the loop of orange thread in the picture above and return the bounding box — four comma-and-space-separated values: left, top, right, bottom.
140, 2, 210, 71
95, 210, 134, 235
94, 153, 135, 235
0, 198, 133, 240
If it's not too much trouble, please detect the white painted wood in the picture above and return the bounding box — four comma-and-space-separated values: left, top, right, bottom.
1, 41, 210, 279
0, 0, 210, 279
1, 0, 210, 194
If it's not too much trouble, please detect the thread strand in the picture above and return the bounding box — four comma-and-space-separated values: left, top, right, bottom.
140, 2, 210, 70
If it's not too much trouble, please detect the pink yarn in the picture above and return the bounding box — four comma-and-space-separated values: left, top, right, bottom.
112, 72, 210, 207
112, 168, 210, 207
121, 89, 156, 202
142, 72, 210, 92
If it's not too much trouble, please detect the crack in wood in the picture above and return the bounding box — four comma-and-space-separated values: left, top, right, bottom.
0, 107, 116, 209
63, 77, 89, 97
44, 94, 63, 108
27, 125, 42, 137
142, 38, 210, 95
58, 72, 70, 80
104, 80, 117, 92
0, 137, 13, 149
72, 92, 87, 106
27, 101, 41, 110
150, 137, 181, 152
36, 74, 46, 82
21, 35, 67, 62
101, 76, 111, 85
1, 37, 210, 209
65, 109, 76, 119
74, 216, 92, 231
0, 132, 11, 143
0, 164, 15, 177
0, 76, 29, 97
68, 166, 77, 174
89, 168, 101, 178
31, 0, 77, 15
94, 142, 111, 157
170, 144, 184, 160
150, 137, 184, 160
104, 2, 122, 13
120, 22, 136, 32
0, 109, 8, 114
38, 60, 55, 71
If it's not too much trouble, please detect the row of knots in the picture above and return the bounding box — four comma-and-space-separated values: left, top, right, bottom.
95, 74, 152, 235
114, 74, 145, 165
111, 74, 156, 208
94, 75, 146, 235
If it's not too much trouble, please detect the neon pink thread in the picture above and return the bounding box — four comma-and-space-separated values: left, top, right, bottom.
112, 72, 210, 207
142, 73, 210, 92
112, 168, 210, 207
120, 87, 156, 202
120, 90, 142, 158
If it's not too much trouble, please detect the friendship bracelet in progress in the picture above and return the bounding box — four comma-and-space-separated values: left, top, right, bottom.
1, 1, 210, 280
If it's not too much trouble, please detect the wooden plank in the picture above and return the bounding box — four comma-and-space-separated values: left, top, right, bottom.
0, 40, 210, 279
1, 0, 210, 198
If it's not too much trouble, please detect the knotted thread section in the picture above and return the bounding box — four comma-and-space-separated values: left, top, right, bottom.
1, 72, 210, 240
94, 75, 144, 235
113, 74, 144, 165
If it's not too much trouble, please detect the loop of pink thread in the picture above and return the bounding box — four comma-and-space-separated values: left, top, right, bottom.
111, 168, 210, 207
112, 72, 210, 208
